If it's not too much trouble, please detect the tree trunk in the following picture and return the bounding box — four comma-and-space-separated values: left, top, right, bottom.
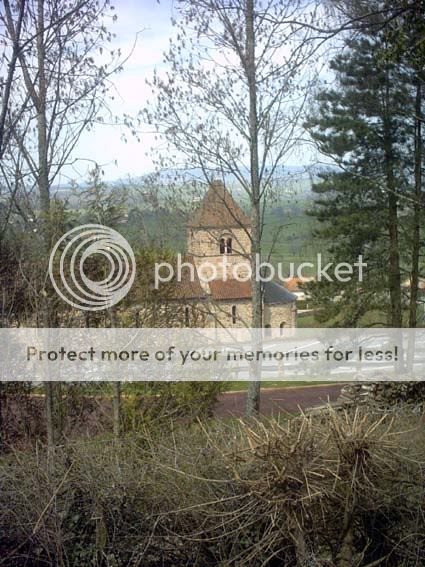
408, 81, 422, 325
45, 382, 57, 447
382, 69, 404, 375
245, 0, 262, 416
0, 384, 3, 454
383, 126, 402, 330
34, 0, 61, 449
0, 300, 4, 453
110, 310, 122, 437
113, 382, 122, 438
36, 0, 50, 223
381, 64, 403, 330
0, 0, 26, 160
407, 79, 422, 370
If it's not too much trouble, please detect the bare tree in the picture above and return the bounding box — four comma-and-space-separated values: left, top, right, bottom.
145, 0, 318, 415
0, 0, 131, 447
0, 0, 26, 160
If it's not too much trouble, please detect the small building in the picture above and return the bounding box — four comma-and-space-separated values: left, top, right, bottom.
285, 277, 315, 303
402, 278, 425, 294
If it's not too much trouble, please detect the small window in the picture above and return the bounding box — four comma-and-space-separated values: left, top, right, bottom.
264, 324, 272, 337
280, 322, 285, 336
185, 306, 190, 327
231, 305, 237, 324
219, 238, 225, 254
226, 237, 232, 254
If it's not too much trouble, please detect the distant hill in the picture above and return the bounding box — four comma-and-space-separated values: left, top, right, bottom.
51, 164, 331, 196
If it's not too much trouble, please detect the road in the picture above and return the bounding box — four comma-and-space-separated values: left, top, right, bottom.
214, 383, 344, 418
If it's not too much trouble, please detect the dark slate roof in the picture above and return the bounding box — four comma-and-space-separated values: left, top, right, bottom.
263, 281, 297, 305
187, 180, 251, 228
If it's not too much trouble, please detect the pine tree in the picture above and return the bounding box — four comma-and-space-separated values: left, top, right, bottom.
306, 32, 415, 326
80, 165, 127, 228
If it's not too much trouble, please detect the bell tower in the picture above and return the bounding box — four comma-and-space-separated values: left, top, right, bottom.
187, 180, 251, 283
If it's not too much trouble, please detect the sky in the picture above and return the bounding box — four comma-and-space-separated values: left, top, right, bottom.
62, 0, 319, 184
62, 0, 177, 183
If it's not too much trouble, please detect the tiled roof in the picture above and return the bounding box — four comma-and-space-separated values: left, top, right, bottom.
209, 278, 252, 301
170, 258, 298, 304
284, 277, 314, 292
172, 255, 206, 300
187, 180, 251, 228
208, 279, 296, 304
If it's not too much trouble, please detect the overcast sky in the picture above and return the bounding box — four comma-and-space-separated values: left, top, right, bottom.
62, 0, 316, 185
62, 0, 176, 184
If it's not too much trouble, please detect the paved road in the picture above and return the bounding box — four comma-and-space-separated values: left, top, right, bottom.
214, 384, 344, 418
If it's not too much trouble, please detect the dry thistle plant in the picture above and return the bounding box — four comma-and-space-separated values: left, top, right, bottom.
0, 407, 423, 566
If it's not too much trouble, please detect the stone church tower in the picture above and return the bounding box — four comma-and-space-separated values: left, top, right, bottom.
175, 179, 297, 329
187, 180, 251, 283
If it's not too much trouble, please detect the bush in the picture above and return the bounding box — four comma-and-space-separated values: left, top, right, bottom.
0, 407, 424, 566
121, 382, 225, 431
1, 382, 224, 451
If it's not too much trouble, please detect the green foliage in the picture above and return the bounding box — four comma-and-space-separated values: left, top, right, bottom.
121, 382, 225, 431
78, 165, 127, 227
305, 30, 417, 326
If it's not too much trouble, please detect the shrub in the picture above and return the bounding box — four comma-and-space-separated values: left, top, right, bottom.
121, 382, 225, 431
0, 407, 423, 566
1, 382, 224, 452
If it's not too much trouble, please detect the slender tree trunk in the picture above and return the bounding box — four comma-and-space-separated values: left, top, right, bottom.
383, 111, 402, 329
0, 384, 3, 454
0, 296, 4, 452
0, 0, 26, 160
245, 0, 262, 416
35, 0, 61, 448
381, 66, 404, 375
381, 62, 403, 331
387, 193, 402, 328
113, 382, 122, 438
45, 382, 57, 446
407, 79, 422, 370
110, 310, 122, 436
36, 0, 50, 223
409, 80, 422, 329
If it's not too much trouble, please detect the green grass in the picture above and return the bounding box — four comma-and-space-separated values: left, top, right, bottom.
31, 381, 331, 397
296, 314, 322, 327
223, 380, 332, 392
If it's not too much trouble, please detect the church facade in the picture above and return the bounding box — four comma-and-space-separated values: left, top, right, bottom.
174, 180, 297, 330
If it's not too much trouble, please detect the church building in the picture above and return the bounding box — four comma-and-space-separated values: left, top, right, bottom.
175, 180, 297, 330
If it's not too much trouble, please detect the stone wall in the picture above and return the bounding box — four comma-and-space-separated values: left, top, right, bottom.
58, 298, 296, 332
264, 304, 296, 329
338, 382, 425, 409
198, 301, 296, 329
207, 299, 252, 328
187, 227, 251, 283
